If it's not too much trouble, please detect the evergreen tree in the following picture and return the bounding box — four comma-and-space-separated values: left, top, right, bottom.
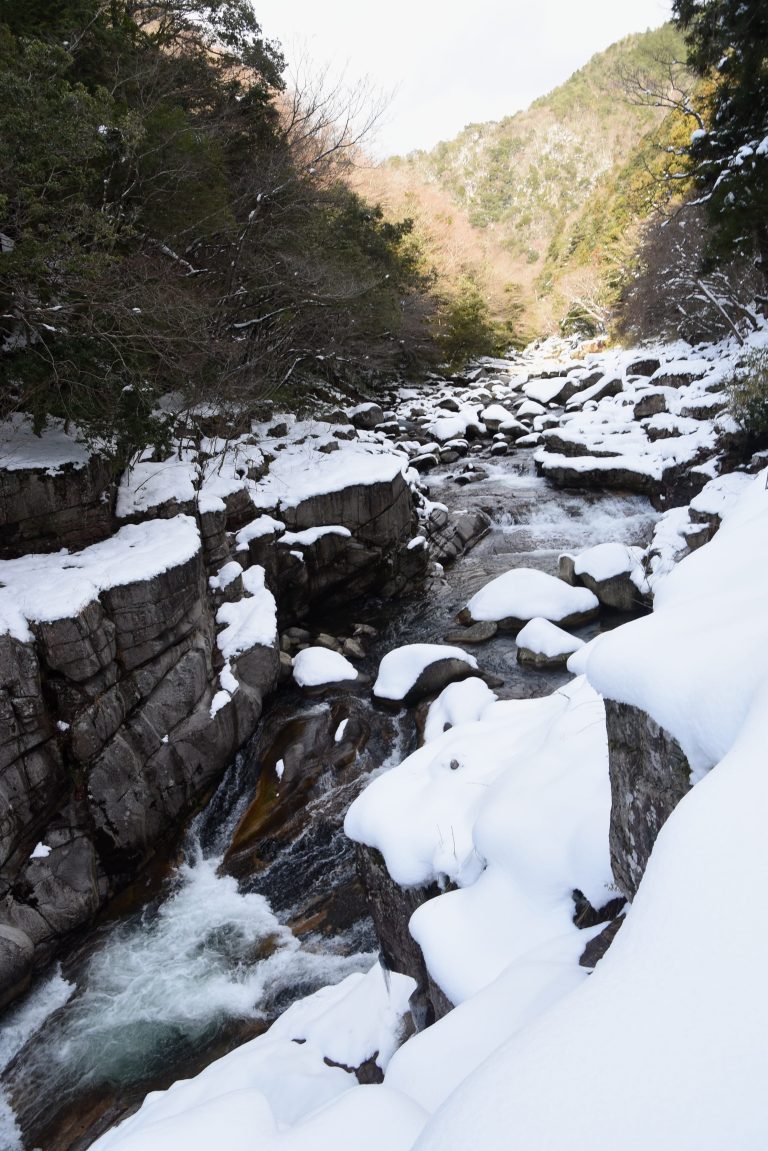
673, 0, 768, 265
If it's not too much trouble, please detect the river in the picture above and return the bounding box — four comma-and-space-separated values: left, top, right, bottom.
0, 445, 658, 1150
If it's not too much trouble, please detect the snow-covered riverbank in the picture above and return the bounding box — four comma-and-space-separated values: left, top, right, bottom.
2, 320, 768, 1149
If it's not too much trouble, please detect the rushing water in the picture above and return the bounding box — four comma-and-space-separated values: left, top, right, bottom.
0, 448, 658, 1150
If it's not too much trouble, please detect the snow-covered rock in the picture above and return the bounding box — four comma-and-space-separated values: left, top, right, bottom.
373, 644, 478, 705
459, 568, 599, 632
515, 617, 585, 668
293, 647, 359, 690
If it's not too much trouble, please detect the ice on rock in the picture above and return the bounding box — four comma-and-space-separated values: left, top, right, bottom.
293, 647, 359, 688
463, 568, 599, 629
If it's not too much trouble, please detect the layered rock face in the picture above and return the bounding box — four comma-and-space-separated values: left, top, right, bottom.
0, 431, 427, 1007
0, 519, 280, 999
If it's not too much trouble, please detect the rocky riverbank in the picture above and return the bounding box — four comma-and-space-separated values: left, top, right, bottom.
2, 321, 768, 1150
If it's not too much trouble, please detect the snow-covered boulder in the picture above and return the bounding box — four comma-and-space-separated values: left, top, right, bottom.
373, 644, 479, 705
571, 542, 649, 612
459, 568, 599, 633
293, 647, 359, 691
515, 617, 585, 668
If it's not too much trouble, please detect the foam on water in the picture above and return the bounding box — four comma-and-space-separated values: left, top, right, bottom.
0, 966, 74, 1148
24, 855, 373, 1099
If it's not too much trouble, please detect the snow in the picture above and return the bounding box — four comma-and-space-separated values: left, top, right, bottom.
91, 963, 425, 1151
586, 467, 768, 778
515, 617, 584, 659
235, 515, 285, 546
0, 516, 201, 643
334, 719, 349, 743
116, 455, 197, 517
293, 647, 359, 688
689, 470, 752, 517
523, 378, 568, 404
346, 676, 611, 1004
209, 561, 243, 591
464, 567, 598, 625
414, 585, 768, 1151
281, 526, 352, 547
0, 414, 96, 474
423, 678, 497, 743
248, 425, 408, 512
215, 565, 277, 659
573, 541, 644, 582
373, 644, 478, 702
29, 842, 52, 859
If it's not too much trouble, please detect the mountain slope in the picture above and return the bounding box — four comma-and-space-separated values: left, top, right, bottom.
361, 23, 689, 340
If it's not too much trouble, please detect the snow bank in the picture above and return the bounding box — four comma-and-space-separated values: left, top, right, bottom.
586, 467, 768, 777
415, 625, 768, 1151
373, 644, 478, 702
464, 568, 598, 626
293, 647, 359, 688
346, 677, 611, 1004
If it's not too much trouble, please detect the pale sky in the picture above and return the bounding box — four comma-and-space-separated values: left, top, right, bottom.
254, 0, 674, 157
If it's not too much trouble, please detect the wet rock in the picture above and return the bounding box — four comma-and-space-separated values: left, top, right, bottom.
490, 441, 508, 456
436, 397, 461, 412
606, 700, 692, 899
0, 923, 34, 1009
278, 651, 293, 681
444, 621, 498, 644
355, 844, 453, 1028
579, 916, 624, 969
342, 637, 366, 660
558, 553, 577, 585
315, 633, 343, 652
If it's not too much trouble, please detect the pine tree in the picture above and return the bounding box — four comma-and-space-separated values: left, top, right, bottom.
673, 0, 768, 266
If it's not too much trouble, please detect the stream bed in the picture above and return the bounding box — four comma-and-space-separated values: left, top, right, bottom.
0, 450, 658, 1151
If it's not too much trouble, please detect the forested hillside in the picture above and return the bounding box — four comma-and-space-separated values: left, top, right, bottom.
364, 24, 691, 340
0, 0, 435, 457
